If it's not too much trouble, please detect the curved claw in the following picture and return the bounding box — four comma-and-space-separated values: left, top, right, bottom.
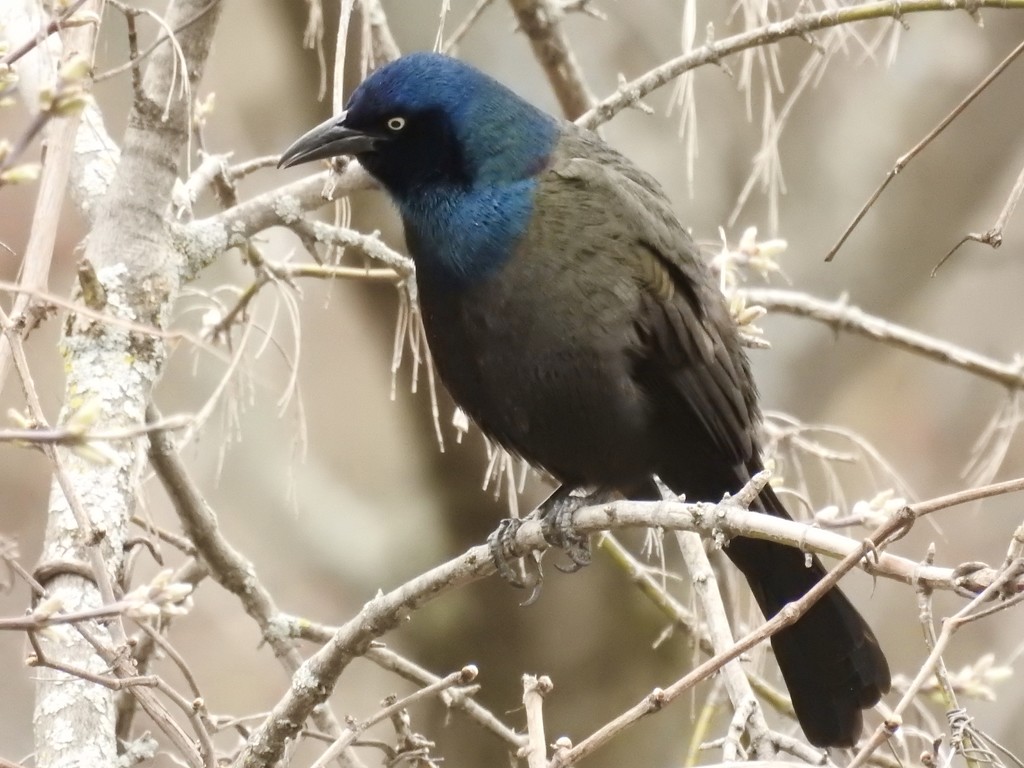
519, 561, 545, 606
488, 517, 548, 599
552, 535, 592, 572
489, 485, 606, 593
554, 557, 587, 574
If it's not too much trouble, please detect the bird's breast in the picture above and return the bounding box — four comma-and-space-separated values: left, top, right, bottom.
416, 254, 658, 488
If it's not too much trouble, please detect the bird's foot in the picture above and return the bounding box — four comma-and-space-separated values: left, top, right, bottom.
487, 518, 545, 603
539, 486, 616, 573
540, 494, 591, 572
487, 486, 612, 600
488, 517, 526, 585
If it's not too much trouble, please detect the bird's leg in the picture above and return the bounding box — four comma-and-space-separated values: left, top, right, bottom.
487, 518, 546, 603
539, 485, 617, 573
487, 486, 579, 585
488, 483, 598, 588
487, 517, 527, 587
487, 485, 612, 600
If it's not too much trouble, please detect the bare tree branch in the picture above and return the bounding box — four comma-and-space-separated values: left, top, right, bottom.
309, 667, 475, 768
0, 0, 112, 399
849, 560, 1024, 768
934, 156, 1024, 274
675, 532, 776, 759
28, 2, 223, 767
744, 288, 1024, 391
507, 0, 594, 120
522, 673, 553, 767
147, 406, 367, 768
576, 0, 1024, 131
236, 473, 1024, 768
180, 162, 379, 278
828, 37, 1024, 262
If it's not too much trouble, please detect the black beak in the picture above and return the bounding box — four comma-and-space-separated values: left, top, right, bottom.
277, 111, 381, 168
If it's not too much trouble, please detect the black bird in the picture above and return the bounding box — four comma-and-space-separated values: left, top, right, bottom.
279, 52, 890, 748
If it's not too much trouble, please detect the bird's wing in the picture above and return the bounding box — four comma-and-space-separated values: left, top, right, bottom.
548, 137, 759, 466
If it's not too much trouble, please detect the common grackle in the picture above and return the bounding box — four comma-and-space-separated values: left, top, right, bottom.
279, 52, 890, 748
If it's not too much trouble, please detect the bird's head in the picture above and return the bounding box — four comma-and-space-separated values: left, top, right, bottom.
278, 52, 558, 200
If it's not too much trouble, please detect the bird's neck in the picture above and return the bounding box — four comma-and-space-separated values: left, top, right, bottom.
399, 180, 538, 290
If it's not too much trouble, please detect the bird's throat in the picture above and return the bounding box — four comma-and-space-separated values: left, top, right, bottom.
399, 180, 538, 288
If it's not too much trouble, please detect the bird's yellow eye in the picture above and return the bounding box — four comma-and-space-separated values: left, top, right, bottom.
387, 116, 406, 131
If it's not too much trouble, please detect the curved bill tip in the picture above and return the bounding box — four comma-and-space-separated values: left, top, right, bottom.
278, 112, 379, 169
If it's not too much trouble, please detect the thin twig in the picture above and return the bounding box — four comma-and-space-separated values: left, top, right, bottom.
743, 288, 1024, 391
442, 0, 497, 53
271, 626, 526, 749
576, 0, 1024, 131
0, 0, 103, 397
77, 623, 218, 768
309, 667, 476, 768
364, 646, 526, 749
180, 162, 379, 278
147, 410, 365, 768
675, 532, 775, 759
0, 0, 91, 66
827, 36, 1024, 262
0, 279, 219, 350
0, 414, 192, 446
598, 534, 794, 717
914, 547, 983, 768
848, 560, 1024, 768
28, 628, 206, 768
362, 0, 401, 67
934, 156, 1024, 275
116, 559, 208, 741
92, 0, 222, 83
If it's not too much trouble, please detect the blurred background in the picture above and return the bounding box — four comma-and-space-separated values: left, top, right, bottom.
3, 1, 1024, 766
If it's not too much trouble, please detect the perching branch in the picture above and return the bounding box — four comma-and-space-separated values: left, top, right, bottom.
236, 473, 1024, 768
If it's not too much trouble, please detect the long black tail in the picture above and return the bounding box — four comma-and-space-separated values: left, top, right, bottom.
725, 484, 890, 747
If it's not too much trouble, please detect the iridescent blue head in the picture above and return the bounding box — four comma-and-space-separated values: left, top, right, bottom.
279, 52, 559, 200
279, 53, 561, 286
